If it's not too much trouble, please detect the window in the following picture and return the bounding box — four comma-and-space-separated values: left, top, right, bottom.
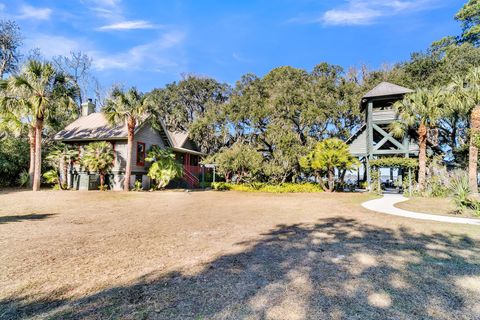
136, 142, 146, 166
190, 154, 199, 166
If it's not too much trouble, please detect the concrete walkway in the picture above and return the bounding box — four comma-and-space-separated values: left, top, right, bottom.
362, 194, 480, 226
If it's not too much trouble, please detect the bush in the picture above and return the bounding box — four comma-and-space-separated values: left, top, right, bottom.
17, 170, 29, 188
0, 136, 29, 187
211, 182, 231, 191
450, 173, 480, 215
211, 182, 323, 193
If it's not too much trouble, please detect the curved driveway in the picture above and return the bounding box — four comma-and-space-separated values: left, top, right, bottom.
362, 194, 480, 226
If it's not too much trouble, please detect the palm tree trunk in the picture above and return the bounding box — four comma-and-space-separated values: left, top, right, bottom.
100, 173, 105, 190
417, 122, 427, 191
124, 118, 136, 191
315, 172, 327, 191
32, 118, 43, 191
62, 158, 68, 190
469, 105, 480, 195
28, 127, 36, 188
327, 168, 335, 192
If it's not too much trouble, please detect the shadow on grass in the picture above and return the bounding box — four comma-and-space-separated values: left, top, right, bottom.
0, 214, 55, 225
2, 218, 479, 319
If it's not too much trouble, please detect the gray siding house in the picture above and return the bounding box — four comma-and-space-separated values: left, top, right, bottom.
54, 100, 204, 190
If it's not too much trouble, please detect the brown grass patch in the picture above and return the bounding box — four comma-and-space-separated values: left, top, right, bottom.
396, 197, 480, 218
0, 190, 479, 319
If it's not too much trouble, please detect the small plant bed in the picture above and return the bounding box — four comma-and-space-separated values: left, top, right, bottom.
211, 182, 324, 193
395, 197, 480, 219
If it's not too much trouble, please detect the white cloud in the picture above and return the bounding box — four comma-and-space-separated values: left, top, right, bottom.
0, 3, 5, 11
91, 30, 186, 72
97, 20, 158, 31
293, 0, 437, 26
17, 4, 52, 20
96, 0, 120, 6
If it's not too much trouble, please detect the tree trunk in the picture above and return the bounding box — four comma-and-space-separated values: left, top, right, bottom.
417, 122, 427, 191
28, 128, 36, 188
469, 105, 480, 195
315, 172, 327, 191
100, 173, 105, 190
62, 158, 68, 190
32, 118, 43, 191
124, 118, 136, 191
327, 168, 335, 192
56, 171, 62, 190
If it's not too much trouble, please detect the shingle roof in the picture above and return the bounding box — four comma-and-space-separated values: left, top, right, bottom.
54, 113, 127, 141
363, 82, 413, 99
54, 113, 191, 150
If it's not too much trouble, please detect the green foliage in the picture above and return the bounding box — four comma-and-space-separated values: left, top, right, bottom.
45, 143, 78, 190
148, 75, 230, 154
132, 180, 143, 192
81, 141, 114, 190
455, 0, 480, 45
145, 146, 182, 190
421, 157, 451, 198
394, 88, 446, 129
103, 86, 151, 127
0, 136, 29, 187
369, 169, 382, 195
211, 182, 324, 193
207, 143, 264, 183
211, 182, 231, 191
370, 158, 418, 169
42, 169, 60, 189
300, 138, 359, 192
449, 173, 480, 215
17, 170, 29, 188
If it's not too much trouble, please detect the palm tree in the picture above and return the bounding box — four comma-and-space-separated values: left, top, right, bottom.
444, 68, 480, 195
0, 88, 36, 187
6, 60, 77, 191
103, 87, 150, 191
299, 138, 359, 192
45, 144, 79, 189
466, 68, 480, 195
81, 141, 114, 190
145, 146, 182, 190
392, 88, 445, 191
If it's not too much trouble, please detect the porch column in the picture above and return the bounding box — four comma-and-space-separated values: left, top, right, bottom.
366, 101, 373, 189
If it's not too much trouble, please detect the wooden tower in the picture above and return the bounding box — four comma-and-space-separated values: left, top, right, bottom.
348, 82, 419, 187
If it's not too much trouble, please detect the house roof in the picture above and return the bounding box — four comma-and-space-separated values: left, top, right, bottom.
54, 112, 196, 151
363, 82, 413, 99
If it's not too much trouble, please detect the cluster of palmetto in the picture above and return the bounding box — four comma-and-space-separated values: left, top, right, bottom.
0, 59, 171, 191
391, 67, 480, 194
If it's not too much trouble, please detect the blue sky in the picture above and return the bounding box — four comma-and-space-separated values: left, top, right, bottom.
2, 0, 463, 92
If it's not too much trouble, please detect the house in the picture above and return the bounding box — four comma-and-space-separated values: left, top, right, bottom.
54, 99, 204, 190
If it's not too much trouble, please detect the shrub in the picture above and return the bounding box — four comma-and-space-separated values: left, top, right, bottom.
42, 169, 61, 190
211, 182, 231, 191
132, 180, 143, 192
449, 173, 480, 215
81, 141, 114, 191
17, 170, 29, 188
211, 182, 323, 193
145, 147, 182, 190
0, 136, 29, 187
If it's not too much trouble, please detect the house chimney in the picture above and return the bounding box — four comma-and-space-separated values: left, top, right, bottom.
81, 98, 95, 117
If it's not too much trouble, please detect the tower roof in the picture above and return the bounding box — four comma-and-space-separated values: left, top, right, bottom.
363, 82, 413, 99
